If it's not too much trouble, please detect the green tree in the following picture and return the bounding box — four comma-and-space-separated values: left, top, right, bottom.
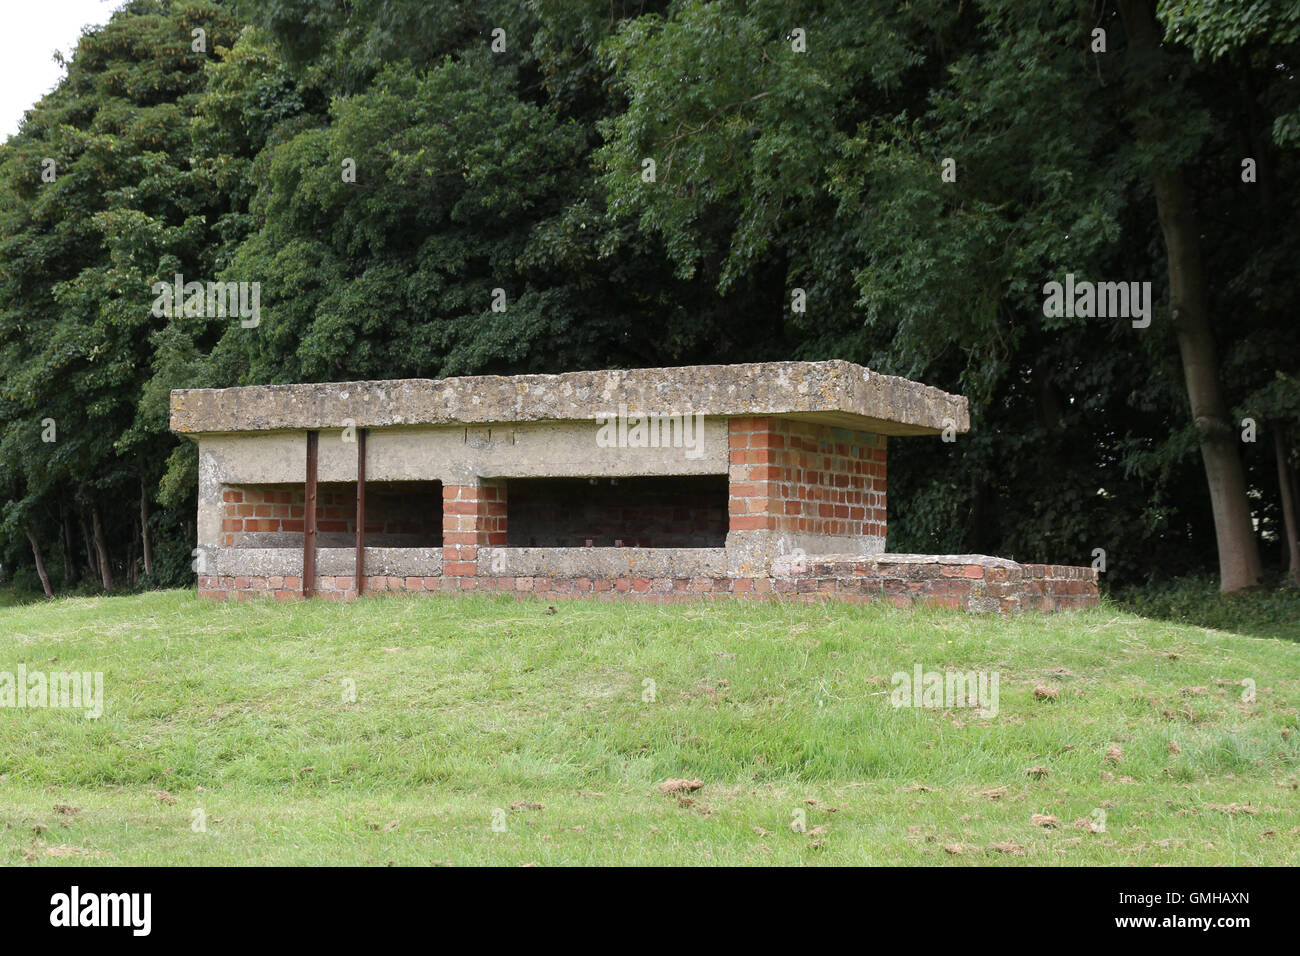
0, 0, 263, 592
595, 0, 1298, 591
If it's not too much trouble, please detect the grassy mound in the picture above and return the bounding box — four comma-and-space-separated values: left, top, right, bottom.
1, 591, 1296, 865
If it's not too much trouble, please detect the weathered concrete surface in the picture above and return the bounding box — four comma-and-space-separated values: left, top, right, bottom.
772, 552, 1020, 578
870, 553, 1022, 570
171, 361, 969, 437
198, 420, 727, 486
207, 546, 442, 577
482, 546, 726, 578
726, 529, 887, 577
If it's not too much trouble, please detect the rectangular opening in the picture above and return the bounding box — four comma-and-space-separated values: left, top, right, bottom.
505, 475, 727, 548
221, 481, 443, 548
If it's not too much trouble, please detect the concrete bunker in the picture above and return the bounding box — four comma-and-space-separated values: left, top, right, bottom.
171, 360, 1098, 611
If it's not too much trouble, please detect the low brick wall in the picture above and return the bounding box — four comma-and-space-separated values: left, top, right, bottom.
197, 553, 1097, 611
768, 554, 1099, 612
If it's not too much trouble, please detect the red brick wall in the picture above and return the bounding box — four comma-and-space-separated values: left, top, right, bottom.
728, 417, 886, 542
220, 485, 303, 546
220, 483, 441, 547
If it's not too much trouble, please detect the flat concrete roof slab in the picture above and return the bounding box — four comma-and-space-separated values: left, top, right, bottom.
170, 360, 969, 437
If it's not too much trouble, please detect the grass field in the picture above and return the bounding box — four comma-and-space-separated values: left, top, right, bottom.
1, 589, 1297, 865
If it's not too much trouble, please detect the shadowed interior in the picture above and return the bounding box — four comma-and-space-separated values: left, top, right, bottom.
221, 480, 443, 548
504, 475, 728, 548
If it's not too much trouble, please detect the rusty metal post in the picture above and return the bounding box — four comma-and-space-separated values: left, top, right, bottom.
304, 430, 318, 597
355, 428, 366, 595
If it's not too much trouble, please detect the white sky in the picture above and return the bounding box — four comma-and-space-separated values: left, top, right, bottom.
1, 0, 123, 139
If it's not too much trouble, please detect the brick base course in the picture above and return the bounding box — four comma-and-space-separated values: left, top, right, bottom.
197, 554, 1098, 612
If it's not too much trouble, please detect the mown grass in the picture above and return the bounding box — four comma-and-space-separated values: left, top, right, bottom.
1, 590, 1297, 865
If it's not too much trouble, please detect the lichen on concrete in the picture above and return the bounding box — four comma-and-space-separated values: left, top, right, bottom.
171, 360, 969, 437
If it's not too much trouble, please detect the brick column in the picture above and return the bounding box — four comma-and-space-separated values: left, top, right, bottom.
727, 417, 781, 531
728, 417, 888, 550
442, 480, 507, 590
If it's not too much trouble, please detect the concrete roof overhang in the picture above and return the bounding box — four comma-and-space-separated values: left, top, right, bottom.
170, 360, 969, 438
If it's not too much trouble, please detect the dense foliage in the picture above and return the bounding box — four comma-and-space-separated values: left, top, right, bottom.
1, 0, 1296, 598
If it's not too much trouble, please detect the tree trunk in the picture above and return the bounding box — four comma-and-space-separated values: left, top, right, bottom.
140, 478, 153, 579
968, 479, 992, 555
1120, 0, 1265, 593
91, 505, 114, 591
79, 511, 99, 583
1158, 168, 1264, 593
1275, 427, 1300, 585
60, 500, 77, 587
25, 527, 53, 598
127, 533, 138, 587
